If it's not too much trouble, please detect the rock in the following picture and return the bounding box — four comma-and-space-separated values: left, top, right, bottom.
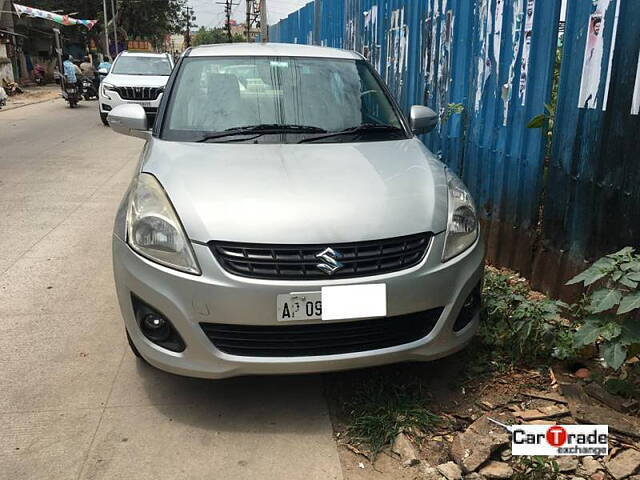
436, 461, 463, 480
557, 456, 579, 472
582, 456, 602, 475
392, 432, 419, 466
513, 404, 570, 420
464, 474, 486, 480
606, 449, 640, 480
591, 472, 606, 480
574, 368, 591, 379
499, 447, 511, 462
421, 466, 445, 480
450, 414, 510, 473
478, 461, 514, 479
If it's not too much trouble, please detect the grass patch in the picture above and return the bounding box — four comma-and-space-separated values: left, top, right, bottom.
342, 374, 440, 456
513, 456, 560, 480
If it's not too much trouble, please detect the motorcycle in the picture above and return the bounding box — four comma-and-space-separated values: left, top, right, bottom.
81, 75, 98, 100
33, 64, 47, 86
62, 80, 80, 108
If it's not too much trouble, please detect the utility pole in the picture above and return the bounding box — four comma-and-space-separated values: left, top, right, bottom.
260, 0, 268, 42
245, 0, 251, 42
102, 0, 109, 57
184, 6, 193, 47
217, 0, 237, 42
110, 0, 118, 55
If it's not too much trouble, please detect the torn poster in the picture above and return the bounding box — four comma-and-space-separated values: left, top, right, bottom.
632, 51, 640, 115
602, 0, 620, 110
494, 0, 504, 67
577, 0, 614, 109
502, 0, 524, 125
519, 0, 535, 105
474, 0, 490, 112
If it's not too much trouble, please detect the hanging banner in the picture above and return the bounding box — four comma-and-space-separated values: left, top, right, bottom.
13, 4, 97, 30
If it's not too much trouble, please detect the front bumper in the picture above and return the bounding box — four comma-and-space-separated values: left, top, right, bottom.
112, 232, 484, 379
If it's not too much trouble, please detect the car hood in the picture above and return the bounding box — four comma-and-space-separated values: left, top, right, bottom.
141, 138, 448, 244
104, 73, 169, 87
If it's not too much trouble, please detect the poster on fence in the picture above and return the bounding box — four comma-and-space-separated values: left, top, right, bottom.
632, 51, 640, 115
577, 12, 604, 109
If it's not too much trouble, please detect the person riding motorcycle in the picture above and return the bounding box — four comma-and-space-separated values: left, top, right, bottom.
79, 56, 99, 98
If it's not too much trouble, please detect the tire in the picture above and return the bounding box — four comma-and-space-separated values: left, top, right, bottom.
100, 112, 109, 126
126, 330, 143, 358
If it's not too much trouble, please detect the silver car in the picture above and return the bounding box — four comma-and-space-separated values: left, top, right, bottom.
108, 43, 484, 379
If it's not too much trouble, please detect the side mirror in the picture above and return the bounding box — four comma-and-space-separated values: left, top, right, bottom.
98, 67, 108, 75
410, 105, 438, 134
107, 104, 150, 139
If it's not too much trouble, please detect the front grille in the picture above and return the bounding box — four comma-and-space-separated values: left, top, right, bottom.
209, 233, 432, 280
200, 307, 443, 357
115, 86, 162, 101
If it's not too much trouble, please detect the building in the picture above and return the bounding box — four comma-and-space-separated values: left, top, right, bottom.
230, 22, 260, 42
0, 0, 17, 82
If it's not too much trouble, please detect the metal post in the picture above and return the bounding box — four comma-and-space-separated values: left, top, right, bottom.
53, 27, 64, 91
102, 0, 109, 57
110, 0, 118, 55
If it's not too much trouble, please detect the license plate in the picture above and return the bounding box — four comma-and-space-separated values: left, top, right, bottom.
131, 101, 151, 108
276, 284, 387, 322
277, 292, 322, 321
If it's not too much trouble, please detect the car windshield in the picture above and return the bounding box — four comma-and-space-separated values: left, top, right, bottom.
161, 56, 407, 143
111, 56, 172, 76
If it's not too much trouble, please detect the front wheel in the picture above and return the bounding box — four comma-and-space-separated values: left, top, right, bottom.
100, 112, 109, 126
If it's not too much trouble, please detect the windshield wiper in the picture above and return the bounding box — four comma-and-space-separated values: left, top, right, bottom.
297, 123, 404, 144
197, 124, 327, 142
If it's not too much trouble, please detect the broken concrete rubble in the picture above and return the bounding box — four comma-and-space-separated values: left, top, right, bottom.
436, 461, 463, 480
477, 461, 513, 479
512, 404, 570, 420
606, 449, 640, 480
449, 414, 510, 473
391, 432, 419, 467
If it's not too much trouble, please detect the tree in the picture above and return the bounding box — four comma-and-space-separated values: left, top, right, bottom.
117, 0, 190, 43
192, 27, 245, 46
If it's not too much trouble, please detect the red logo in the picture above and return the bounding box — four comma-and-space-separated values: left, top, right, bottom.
546, 426, 567, 447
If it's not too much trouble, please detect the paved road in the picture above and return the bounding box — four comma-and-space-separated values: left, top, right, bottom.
0, 99, 342, 480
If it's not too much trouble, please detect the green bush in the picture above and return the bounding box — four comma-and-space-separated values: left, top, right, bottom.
480, 268, 574, 365
566, 247, 640, 370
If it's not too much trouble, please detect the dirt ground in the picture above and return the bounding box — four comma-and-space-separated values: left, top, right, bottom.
1, 84, 61, 111
324, 353, 640, 480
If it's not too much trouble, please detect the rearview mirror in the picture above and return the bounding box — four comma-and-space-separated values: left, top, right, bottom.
107, 104, 150, 139
410, 105, 438, 134
98, 67, 108, 75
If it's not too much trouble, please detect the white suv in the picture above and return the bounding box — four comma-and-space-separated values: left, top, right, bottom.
99, 51, 173, 126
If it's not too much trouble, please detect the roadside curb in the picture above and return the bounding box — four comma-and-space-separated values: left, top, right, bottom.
0, 93, 62, 112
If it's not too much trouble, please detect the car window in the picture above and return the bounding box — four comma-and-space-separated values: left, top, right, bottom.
162, 56, 406, 142
112, 56, 172, 76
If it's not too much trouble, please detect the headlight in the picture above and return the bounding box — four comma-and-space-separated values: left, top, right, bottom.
126, 173, 201, 275
442, 169, 478, 261
102, 82, 116, 91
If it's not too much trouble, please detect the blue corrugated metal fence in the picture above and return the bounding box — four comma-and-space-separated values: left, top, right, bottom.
269, 0, 640, 298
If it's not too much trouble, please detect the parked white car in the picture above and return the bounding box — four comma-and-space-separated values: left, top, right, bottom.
99, 51, 173, 126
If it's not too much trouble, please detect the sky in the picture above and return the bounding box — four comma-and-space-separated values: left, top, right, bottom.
189, 0, 311, 30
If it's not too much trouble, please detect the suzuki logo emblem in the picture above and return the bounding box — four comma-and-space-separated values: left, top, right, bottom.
315, 247, 344, 275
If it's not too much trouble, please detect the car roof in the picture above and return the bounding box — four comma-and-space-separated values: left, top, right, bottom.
118, 51, 170, 58
188, 42, 361, 60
